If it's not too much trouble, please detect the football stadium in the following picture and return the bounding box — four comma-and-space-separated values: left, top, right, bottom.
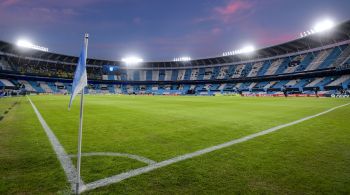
1, 1, 350, 194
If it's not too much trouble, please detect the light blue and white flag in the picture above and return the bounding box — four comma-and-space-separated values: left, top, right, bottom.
68, 34, 88, 109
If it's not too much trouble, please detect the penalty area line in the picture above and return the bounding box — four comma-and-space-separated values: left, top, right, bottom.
82, 102, 350, 193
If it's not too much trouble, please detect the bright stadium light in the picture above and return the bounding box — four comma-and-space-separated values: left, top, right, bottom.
222, 45, 255, 56
299, 19, 336, 38
241, 45, 255, 53
16, 39, 49, 52
17, 40, 32, 48
313, 19, 335, 33
121, 56, 144, 65
173, 56, 191, 62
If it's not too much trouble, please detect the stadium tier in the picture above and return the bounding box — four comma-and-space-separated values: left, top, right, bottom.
1, 21, 350, 97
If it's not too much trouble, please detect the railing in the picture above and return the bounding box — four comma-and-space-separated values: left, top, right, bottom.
337, 63, 350, 71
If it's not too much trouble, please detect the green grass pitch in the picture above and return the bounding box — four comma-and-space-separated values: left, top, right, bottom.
1, 95, 350, 194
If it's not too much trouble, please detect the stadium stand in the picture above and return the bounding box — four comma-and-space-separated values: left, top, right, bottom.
1, 21, 350, 97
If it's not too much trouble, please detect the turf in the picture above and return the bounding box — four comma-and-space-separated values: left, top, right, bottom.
0, 95, 350, 194
0, 97, 69, 194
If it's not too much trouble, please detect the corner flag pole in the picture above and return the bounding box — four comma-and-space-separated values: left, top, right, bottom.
76, 33, 89, 194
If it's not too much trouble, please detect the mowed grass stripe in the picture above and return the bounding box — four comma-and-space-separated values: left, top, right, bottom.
27, 96, 82, 191
29, 95, 350, 161
29, 95, 350, 192
0, 97, 69, 194
87, 101, 350, 194
2, 95, 350, 194
82, 102, 350, 192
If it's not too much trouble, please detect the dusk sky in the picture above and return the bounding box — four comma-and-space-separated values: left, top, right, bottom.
0, 0, 350, 61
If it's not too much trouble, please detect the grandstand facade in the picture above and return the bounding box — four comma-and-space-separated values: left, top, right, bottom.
1, 21, 350, 97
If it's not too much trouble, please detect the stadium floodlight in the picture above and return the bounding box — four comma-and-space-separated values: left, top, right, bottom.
173, 56, 191, 62
222, 45, 255, 56
16, 39, 49, 52
298, 18, 336, 38
241, 45, 255, 53
313, 19, 335, 33
121, 57, 144, 65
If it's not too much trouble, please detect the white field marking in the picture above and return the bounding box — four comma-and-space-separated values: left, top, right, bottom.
68, 152, 156, 165
82, 102, 350, 193
27, 96, 84, 191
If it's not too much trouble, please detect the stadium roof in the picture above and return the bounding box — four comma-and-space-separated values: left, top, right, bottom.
1, 20, 350, 68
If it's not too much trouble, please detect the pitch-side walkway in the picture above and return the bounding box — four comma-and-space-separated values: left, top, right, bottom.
27, 96, 350, 193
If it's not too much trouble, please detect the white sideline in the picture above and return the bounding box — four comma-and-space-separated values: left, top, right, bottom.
68, 152, 156, 165
27, 96, 84, 191
82, 102, 350, 193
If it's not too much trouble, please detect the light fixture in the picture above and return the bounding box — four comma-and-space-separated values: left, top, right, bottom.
121, 57, 144, 65
222, 45, 255, 56
16, 39, 48, 52
298, 18, 336, 38
313, 19, 335, 33
173, 56, 191, 62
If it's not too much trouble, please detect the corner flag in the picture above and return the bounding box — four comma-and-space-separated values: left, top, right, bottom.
68, 34, 89, 109
68, 33, 89, 194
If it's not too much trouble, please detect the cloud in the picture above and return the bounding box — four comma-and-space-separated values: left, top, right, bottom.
211, 27, 222, 35
214, 0, 252, 16
0, 0, 21, 7
0, 7, 79, 25
0, 0, 104, 24
194, 0, 254, 24
0, 0, 111, 8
